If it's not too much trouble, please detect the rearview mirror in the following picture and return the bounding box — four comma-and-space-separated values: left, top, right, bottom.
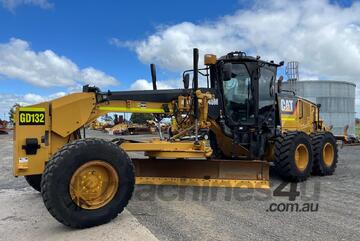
277, 75, 283, 93
269, 77, 275, 97
222, 63, 232, 81
183, 73, 190, 89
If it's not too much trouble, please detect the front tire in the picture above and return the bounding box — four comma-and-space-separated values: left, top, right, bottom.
274, 132, 313, 182
41, 138, 135, 228
24, 174, 42, 192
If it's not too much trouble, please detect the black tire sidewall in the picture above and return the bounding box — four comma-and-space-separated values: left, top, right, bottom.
24, 174, 42, 192
43, 139, 134, 228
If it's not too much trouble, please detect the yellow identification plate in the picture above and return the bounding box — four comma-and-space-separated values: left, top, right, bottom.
18, 107, 45, 125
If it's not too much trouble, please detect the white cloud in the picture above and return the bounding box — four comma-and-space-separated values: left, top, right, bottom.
0, 94, 24, 120
48, 91, 66, 99
65, 84, 83, 94
23, 93, 45, 103
109, 38, 137, 49
80, 67, 117, 87
129, 76, 210, 90
115, 0, 360, 83
1, 0, 53, 11
0, 91, 67, 120
0, 38, 118, 88
130, 79, 181, 90
114, 0, 360, 115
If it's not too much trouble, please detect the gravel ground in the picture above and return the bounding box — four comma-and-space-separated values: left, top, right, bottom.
0, 189, 159, 241
1, 130, 359, 241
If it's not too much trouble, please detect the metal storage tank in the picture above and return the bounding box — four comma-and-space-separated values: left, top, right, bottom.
282, 80, 356, 136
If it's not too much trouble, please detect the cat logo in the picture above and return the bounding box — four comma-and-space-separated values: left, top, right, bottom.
281, 99, 294, 113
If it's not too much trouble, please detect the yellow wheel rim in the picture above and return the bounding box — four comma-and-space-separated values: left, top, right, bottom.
323, 142, 334, 167
294, 144, 309, 171
69, 160, 118, 210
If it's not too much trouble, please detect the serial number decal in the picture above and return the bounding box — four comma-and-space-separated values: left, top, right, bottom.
19, 111, 45, 125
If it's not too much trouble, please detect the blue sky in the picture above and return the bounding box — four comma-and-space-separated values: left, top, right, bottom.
0, 0, 360, 119
0, 0, 241, 95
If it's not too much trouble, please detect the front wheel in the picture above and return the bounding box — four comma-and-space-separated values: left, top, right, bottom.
41, 138, 135, 228
24, 174, 42, 192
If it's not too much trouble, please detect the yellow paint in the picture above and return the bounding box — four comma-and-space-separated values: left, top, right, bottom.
323, 142, 334, 167
13, 103, 50, 176
95, 99, 174, 116
51, 93, 96, 138
122, 141, 201, 151
19, 107, 46, 112
208, 119, 249, 157
98, 106, 168, 113
204, 54, 217, 65
136, 177, 269, 189
280, 97, 320, 135
121, 140, 212, 158
281, 117, 296, 121
145, 151, 212, 158
294, 144, 309, 171
69, 160, 119, 210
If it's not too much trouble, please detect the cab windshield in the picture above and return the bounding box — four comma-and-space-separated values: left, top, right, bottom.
222, 63, 254, 123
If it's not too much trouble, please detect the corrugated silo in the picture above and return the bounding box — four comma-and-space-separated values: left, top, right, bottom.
282, 80, 356, 136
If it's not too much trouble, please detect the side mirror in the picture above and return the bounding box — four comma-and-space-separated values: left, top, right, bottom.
222, 63, 232, 81
277, 75, 283, 93
183, 73, 190, 89
269, 77, 275, 97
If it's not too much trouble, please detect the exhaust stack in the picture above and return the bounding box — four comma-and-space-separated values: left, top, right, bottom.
150, 63, 157, 90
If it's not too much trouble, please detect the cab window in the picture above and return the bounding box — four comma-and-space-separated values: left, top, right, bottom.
222, 64, 254, 123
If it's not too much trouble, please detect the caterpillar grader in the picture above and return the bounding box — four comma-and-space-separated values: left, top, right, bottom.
13, 48, 338, 228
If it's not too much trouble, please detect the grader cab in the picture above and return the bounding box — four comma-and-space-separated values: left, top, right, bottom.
13, 48, 338, 228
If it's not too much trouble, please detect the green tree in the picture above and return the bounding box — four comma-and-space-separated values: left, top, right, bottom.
8, 103, 20, 123
130, 113, 153, 124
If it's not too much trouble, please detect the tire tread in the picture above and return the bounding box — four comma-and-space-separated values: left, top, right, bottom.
41, 138, 135, 228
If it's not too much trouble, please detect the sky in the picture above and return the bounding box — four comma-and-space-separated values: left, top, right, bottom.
0, 0, 360, 119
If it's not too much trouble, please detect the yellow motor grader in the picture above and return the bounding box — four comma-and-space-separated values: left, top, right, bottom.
13, 48, 338, 228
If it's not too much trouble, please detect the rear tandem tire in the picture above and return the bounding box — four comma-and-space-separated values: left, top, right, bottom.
24, 174, 42, 192
274, 131, 313, 182
41, 138, 135, 228
311, 132, 338, 176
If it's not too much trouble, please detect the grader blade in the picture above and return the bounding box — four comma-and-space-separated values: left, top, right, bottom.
133, 159, 270, 189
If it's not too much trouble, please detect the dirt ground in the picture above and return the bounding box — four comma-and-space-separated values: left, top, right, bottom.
0, 130, 359, 241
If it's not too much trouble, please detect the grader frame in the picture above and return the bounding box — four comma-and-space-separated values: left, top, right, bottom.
14, 88, 269, 189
